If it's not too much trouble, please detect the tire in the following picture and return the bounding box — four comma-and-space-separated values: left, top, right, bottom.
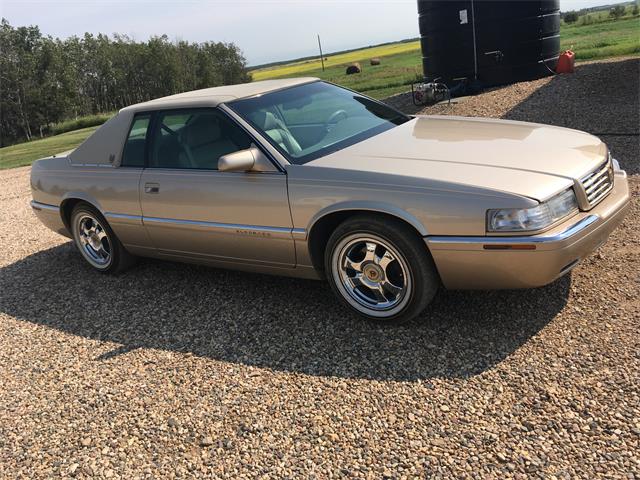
324, 215, 439, 323
70, 203, 136, 274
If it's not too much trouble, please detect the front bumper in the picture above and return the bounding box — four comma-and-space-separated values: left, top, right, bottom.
425, 171, 630, 289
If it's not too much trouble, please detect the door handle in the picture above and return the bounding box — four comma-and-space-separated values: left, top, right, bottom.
144, 183, 160, 194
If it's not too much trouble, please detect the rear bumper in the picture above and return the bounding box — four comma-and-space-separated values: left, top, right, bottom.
425, 171, 630, 289
31, 200, 71, 238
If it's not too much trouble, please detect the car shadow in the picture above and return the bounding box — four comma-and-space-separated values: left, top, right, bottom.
0, 243, 570, 381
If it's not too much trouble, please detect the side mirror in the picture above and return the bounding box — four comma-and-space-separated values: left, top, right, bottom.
218, 149, 254, 172
218, 145, 277, 173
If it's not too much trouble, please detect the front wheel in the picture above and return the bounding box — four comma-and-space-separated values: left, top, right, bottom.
324, 215, 440, 323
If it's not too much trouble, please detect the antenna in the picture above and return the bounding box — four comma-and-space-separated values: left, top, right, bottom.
317, 34, 325, 71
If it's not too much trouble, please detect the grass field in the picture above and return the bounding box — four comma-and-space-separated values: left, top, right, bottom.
1, 10, 638, 170
251, 41, 421, 81
252, 42, 422, 100
561, 17, 640, 59
0, 126, 98, 170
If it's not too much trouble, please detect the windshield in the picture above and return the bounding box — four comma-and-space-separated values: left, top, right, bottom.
228, 81, 410, 164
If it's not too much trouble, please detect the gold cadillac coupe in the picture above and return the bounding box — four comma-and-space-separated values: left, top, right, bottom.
30, 78, 630, 322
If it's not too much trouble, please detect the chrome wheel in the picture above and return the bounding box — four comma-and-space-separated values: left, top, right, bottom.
332, 234, 412, 317
75, 214, 112, 268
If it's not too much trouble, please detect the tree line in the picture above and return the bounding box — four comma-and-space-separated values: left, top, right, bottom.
0, 19, 251, 147
562, 2, 639, 23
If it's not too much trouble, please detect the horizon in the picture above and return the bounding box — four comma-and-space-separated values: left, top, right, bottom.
1, 0, 629, 66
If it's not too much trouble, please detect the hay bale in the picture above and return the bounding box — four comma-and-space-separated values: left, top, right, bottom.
346, 63, 361, 75
370, 58, 381, 66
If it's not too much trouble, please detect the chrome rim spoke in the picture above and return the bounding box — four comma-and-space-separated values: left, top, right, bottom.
381, 280, 402, 298
347, 273, 364, 289
363, 242, 377, 263
343, 256, 363, 273
368, 284, 388, 303
375, 250, 394, 272
95, 243, 109, 258
95, 227, 107, 241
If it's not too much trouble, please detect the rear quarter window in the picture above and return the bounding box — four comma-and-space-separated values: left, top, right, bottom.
121, 115, 151, 167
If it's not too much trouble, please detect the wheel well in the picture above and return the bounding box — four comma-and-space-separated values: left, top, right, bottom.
60, 198, 87, 230
307, 210, 425, 274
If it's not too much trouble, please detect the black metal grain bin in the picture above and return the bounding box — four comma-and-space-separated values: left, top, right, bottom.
418, 0, 561, 87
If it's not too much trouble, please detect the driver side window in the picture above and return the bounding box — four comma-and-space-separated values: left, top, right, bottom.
150, 109, 252, 169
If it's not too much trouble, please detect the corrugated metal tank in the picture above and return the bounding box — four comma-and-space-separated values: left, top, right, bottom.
418, 0, 561, 86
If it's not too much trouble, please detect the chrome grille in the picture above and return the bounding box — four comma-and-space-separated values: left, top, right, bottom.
580, 158, 614, 208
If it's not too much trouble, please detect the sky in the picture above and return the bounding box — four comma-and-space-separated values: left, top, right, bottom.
1, 0, 621, 66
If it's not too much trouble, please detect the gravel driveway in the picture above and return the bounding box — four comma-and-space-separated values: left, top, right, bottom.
1, 57, 639, 479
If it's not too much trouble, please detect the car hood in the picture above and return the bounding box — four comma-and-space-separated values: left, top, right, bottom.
307, 116, 608, 201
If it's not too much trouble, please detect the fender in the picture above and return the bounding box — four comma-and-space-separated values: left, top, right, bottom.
60, 191, 106, 226
306, 200, 429, 238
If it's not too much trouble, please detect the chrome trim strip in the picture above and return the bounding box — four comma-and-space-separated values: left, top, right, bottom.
30, 200, 59, 212
70, 163, 115, 168
105, 212, 142, 221
144, 216, 290, 232
143, 216, 305, 239
291, 228, 307, 240
104, 212, 143, 226
427, 215, 599, 247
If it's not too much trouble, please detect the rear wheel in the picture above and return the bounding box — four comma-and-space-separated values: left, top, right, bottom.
324, 215, 439, 323
70, 203, 135, 273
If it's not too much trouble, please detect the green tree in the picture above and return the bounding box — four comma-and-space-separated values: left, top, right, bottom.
563, 11, 579, 23
0, 19, 251, 147
609, 5, 625, 19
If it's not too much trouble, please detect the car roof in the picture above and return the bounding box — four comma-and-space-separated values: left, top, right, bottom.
119, 77, 319, 113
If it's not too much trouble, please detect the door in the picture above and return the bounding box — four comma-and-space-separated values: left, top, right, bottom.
139, 108, 295, 267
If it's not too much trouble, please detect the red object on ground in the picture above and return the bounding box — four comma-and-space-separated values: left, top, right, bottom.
556, 50, 575, 74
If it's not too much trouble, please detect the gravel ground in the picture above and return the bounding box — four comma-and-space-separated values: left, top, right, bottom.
1, 57, 639, 479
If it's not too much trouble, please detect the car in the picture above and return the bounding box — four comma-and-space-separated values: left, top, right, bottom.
30, 78, 630, 322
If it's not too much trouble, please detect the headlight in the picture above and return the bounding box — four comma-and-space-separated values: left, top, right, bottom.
487, 188, 578, 233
